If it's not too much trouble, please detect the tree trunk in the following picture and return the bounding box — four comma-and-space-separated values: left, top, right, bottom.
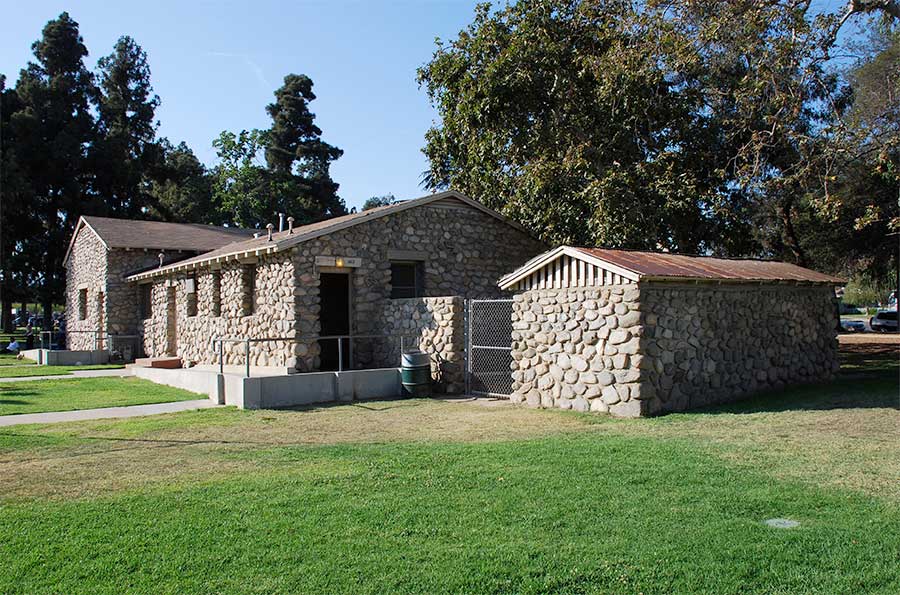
42, 301, 53, 331
778, 201, 807, 267
1, 298, 11, 333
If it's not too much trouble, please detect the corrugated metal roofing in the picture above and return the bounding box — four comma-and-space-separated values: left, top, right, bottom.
574, 248, 844, 284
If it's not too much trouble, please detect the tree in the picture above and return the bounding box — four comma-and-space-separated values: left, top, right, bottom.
211, 74, 346, 227
90, 36, 163, 218
11, 12, 96, 326
211, 129, 270, 227
362, 194, 397, 211
419, 0, 898, 269
0, 76, 39, 331
148, 140, 215, 224
418, 1, 751, 254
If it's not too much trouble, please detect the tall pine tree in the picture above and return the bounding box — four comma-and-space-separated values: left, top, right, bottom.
211, 74, 346, 227
11, 12, 96, 325
91, 35, 162, 218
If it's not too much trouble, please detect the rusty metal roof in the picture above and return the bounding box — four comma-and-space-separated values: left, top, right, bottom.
575, 248, 844, 284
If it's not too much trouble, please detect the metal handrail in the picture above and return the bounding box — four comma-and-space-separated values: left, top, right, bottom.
210, 333, 424, 377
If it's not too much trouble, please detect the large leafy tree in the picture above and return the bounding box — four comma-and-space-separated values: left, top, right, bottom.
10, 12, 97, 325
90, 36, 163, 218
211, 74, 346, 227
419, 1, 753, 254
419, 0, 898, 271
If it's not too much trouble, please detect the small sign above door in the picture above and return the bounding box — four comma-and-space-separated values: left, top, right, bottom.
315, 256, 361, 268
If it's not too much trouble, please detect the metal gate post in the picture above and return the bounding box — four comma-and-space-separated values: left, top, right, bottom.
463, 299, 472, 396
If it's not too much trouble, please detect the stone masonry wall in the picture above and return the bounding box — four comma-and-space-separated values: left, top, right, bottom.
639, 284, 838, 414
65, 229, 107, 351
511, 286, 645, 417
378, 297, 465, 393
106, 249, 172, 336
140, 252, 297, 367
289, 202, 545, 371
136, 200, 542, 372
511, 283, 838, 417
66, 223, 186, 355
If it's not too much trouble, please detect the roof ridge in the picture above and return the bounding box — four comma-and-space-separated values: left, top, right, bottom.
577, 247, 786, 263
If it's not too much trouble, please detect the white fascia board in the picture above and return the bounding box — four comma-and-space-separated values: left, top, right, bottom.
498, 246, 642, 290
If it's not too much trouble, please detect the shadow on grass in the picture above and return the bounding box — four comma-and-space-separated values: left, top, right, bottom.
687, 372, 898, 416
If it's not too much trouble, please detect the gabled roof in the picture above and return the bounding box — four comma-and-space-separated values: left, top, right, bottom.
498, 246, 845, 289
126, 191, 532, 281
64, 216, 256, 265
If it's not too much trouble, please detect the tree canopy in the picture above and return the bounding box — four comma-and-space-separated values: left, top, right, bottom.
0, 14, 346, 327
419, 0, 899, 279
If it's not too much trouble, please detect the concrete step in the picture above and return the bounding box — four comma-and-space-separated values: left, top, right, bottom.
132, 356, 183, 369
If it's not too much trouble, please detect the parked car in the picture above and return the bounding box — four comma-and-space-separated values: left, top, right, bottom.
840, 319, 866, 332
869, 311, 899, 332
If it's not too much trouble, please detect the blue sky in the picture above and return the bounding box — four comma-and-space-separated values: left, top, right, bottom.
3, 1, 867, 213
2, 0, 481, 211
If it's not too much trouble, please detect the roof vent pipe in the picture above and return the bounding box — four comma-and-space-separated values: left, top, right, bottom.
158, 252, 165, 268
287, 216, 294, 234
266, 223, 274, 242
253, 232, 260, 239
278, 212, 285, 232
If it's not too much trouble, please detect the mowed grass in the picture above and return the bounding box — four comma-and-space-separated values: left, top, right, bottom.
0, 377, 201, 416
0, 363, 124, 378
0, 342, 896, 594
0, 353, 35, 366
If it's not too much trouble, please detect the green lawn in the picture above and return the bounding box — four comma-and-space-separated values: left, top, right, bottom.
0, 344, 896, 594
0, 377, 202, 416
0, 363, 124, 378
0, 353, 35, 366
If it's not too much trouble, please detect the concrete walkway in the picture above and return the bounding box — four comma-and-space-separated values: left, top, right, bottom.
0, 368, 130, 383
0, 399, 219, 427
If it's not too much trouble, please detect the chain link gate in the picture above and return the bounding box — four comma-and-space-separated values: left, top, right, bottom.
465, 298, 514, 397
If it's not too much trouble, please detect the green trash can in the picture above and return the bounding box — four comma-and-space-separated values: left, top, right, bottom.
401, 350, 432, 397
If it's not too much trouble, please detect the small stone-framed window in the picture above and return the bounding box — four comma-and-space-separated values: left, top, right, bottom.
390, 261, 424, 299
186, 275, 198, 317
211, 271, 222, 317
78, 288, 88, 320
139, 284, 152, 320
241, 265, 256, 316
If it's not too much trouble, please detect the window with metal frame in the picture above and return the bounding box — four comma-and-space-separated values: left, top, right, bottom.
139, 284, 152, 320
390, 261, 424, 299
78, 288, 88, 320
242, 266, 256, 316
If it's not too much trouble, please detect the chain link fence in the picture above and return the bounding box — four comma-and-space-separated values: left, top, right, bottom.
466, 299, 514, 397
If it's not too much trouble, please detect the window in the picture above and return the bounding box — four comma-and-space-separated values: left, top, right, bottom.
211, 271, 222, 317
78, 288, 88, 320
242, 265, 256, 316
139, 284, 152, 320
186, 275, 198, 317
390, 262, 424, 299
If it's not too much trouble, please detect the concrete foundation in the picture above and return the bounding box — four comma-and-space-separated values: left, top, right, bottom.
129, 365, 403, 409
20, 349, 110, 366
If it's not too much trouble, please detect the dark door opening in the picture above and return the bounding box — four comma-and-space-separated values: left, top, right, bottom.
318, 272, 350, 371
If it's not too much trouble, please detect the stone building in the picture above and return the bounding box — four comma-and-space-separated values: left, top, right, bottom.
65, 191, 545, 389
499, 246, 843, 417
64, 217, 256, 354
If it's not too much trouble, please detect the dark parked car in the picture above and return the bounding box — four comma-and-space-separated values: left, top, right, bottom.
870, 311, 899, 332
840, 319, 866, 332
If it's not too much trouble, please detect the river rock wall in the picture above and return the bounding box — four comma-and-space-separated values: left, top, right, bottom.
510, 283, 838, 417
376, 296, 465, 393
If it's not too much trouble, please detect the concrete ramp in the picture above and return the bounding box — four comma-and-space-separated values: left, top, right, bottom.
129, 365, 404, 409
